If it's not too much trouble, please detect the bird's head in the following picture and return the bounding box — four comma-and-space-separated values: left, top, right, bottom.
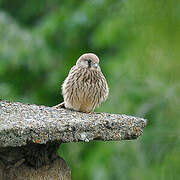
76, 53, 101, 71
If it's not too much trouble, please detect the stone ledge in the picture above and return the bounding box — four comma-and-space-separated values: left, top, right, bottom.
0, 100, 147, 148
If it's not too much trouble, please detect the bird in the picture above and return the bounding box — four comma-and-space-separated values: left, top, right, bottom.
60, 53, 109, 113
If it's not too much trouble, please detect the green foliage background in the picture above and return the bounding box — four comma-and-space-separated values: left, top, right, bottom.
0, 0, 179, 179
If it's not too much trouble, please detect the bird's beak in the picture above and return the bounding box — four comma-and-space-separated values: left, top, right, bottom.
93, 63, 98, 68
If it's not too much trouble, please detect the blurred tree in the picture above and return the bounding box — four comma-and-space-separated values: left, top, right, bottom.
0, 0, 179, 179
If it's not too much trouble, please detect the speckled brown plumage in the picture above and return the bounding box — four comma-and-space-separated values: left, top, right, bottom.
62, 53, 109, 113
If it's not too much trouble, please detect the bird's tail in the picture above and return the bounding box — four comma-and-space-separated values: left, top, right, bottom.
53, 102, 65, 109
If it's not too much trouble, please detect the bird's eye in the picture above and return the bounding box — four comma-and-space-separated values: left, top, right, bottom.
85, 59, 91, 64
84, 59, 91, 67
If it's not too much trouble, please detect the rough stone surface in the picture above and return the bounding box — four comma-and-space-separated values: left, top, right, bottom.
0, 100, 147, 148
0, 156, 71, 180
0, 141, 71, 180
